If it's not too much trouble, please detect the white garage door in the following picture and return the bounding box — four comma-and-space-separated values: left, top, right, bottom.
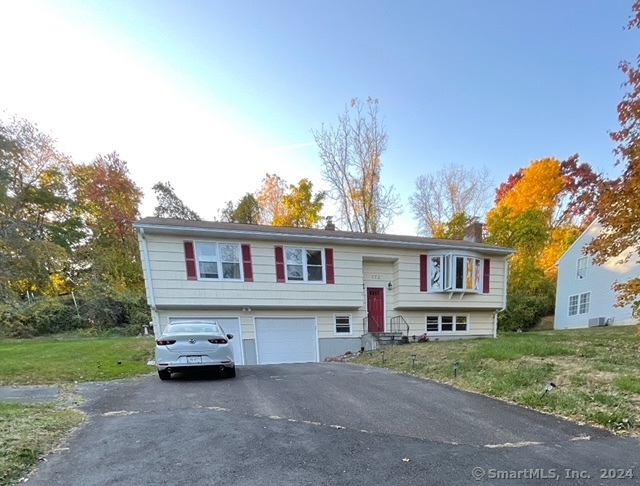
168, 317, 244, 365
255, 318, 318, 365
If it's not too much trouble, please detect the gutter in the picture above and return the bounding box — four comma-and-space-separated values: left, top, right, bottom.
139, 228, 159, 336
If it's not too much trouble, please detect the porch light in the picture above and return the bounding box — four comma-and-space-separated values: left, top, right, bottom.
387, 282, 393, 290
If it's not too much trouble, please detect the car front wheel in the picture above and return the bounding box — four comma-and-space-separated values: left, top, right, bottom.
158, 369, 171, 380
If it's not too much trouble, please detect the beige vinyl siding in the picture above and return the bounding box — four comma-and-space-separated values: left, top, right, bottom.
142, 234, 507, 330
157, 309, 367, 340
155, 309, 494, 343
144, 234, 363, 309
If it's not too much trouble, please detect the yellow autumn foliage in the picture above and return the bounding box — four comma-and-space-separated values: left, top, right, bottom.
499, 158, 563, 217
537, 225, 582, 280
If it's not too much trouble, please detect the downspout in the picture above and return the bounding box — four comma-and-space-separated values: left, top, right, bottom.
139, 228, 159, 336
493, 255, 512, 338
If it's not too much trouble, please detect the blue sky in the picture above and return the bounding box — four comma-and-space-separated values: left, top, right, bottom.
0, 0, 637, 234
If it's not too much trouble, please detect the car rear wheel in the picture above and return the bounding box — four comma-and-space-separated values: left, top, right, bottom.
226, 367, 236, 378
158, 369, 171, 380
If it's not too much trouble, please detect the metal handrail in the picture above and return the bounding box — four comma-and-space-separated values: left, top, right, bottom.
389, 315, 410, 337
363, 315, 382, 334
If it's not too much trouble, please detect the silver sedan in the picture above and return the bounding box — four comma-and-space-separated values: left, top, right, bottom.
155, 321, 236, 380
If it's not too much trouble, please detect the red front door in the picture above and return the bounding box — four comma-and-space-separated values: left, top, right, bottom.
367, 288, 384, 333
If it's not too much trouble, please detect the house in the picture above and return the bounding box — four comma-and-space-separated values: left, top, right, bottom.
134, 217, 514, 365
554, 220, 640, 329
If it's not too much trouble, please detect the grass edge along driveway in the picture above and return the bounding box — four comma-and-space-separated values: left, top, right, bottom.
0, 335, 154, 486
353, 325, 640, 436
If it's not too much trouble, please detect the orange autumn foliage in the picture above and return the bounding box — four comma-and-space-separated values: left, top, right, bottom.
498, 158, 563, 219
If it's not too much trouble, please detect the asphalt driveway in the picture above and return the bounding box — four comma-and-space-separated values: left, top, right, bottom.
25, 363, 640, 485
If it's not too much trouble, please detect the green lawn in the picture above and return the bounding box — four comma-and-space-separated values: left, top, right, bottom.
0, 335, 155, 485
353, 325, 640, 435
0, 403, 84, 486
0, 335, 156, 385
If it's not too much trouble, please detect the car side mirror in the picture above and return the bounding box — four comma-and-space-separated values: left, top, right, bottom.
227, 334, 234, 340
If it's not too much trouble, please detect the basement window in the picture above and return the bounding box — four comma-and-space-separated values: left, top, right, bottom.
425, 314, 470, 334
334, 315, 352, 334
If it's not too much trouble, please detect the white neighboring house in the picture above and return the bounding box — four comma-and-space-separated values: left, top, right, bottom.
555, 220, 640, 329
134, 217, 514, 365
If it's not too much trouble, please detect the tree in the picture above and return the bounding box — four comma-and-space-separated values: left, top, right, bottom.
0, 116, 82, 298
72, 152, 143, 292
409, 163, 493, 237
234, 193, 261, 224
218, 194, 261, 224
312, 97, 401, 233
485, 155, 599, 330
495, 154, 600, 230
585, 0, 640, 325
152, 181, 202, 220
217, 200, 237, 223
256, 173, 287, 225
273, 178, 325, 228
432, 212, 475, 240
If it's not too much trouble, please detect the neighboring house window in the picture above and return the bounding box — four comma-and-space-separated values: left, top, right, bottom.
334, 315, 352, 334
568, 292, 590, 316
196, 242, 242, 280
576, 256, 587, 279
285, 247, 324, 282
425, 314, 469, 333
429, 254, 482, 292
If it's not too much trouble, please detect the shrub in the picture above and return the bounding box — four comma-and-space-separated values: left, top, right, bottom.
0, 298, 84, 337
498, 293, 555, 332
0, 288, 151, 338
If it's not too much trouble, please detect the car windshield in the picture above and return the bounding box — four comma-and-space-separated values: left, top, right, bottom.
167, 323, 221, 335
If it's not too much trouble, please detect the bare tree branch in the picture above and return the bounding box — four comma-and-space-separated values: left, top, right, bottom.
312, 97, 401, 233
409, 163, 494, 236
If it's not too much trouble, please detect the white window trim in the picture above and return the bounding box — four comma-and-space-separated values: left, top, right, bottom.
430, 253, 483, 294
425, 314, 470, 334
195, 241, 244, 282
284, 246, 326, 284
333, 313, 353, 336
576, 256, 588, 280
568, 292, 590, 316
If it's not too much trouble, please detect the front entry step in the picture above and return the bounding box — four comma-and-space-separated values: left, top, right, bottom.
361, 332, 407, 351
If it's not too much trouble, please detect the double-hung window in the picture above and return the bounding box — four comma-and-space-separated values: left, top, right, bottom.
430, 254, 482, 292
334, 315, 352, 334
196, 242, 242, 280
568, 292, 590, 316
576, 257, 587, 279
285, 247, 324, 282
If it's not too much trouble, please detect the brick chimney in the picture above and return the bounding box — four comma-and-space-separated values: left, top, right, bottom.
464, 221, 483, 243
325, 216, 336, 231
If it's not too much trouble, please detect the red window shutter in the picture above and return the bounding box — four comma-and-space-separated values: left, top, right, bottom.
483, 258, 491, 293
274, 246, 285, 282
325, 248, 335, 284
241, 244, 253, 282
184, 241, 197, 280
420, 254, 428, 292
